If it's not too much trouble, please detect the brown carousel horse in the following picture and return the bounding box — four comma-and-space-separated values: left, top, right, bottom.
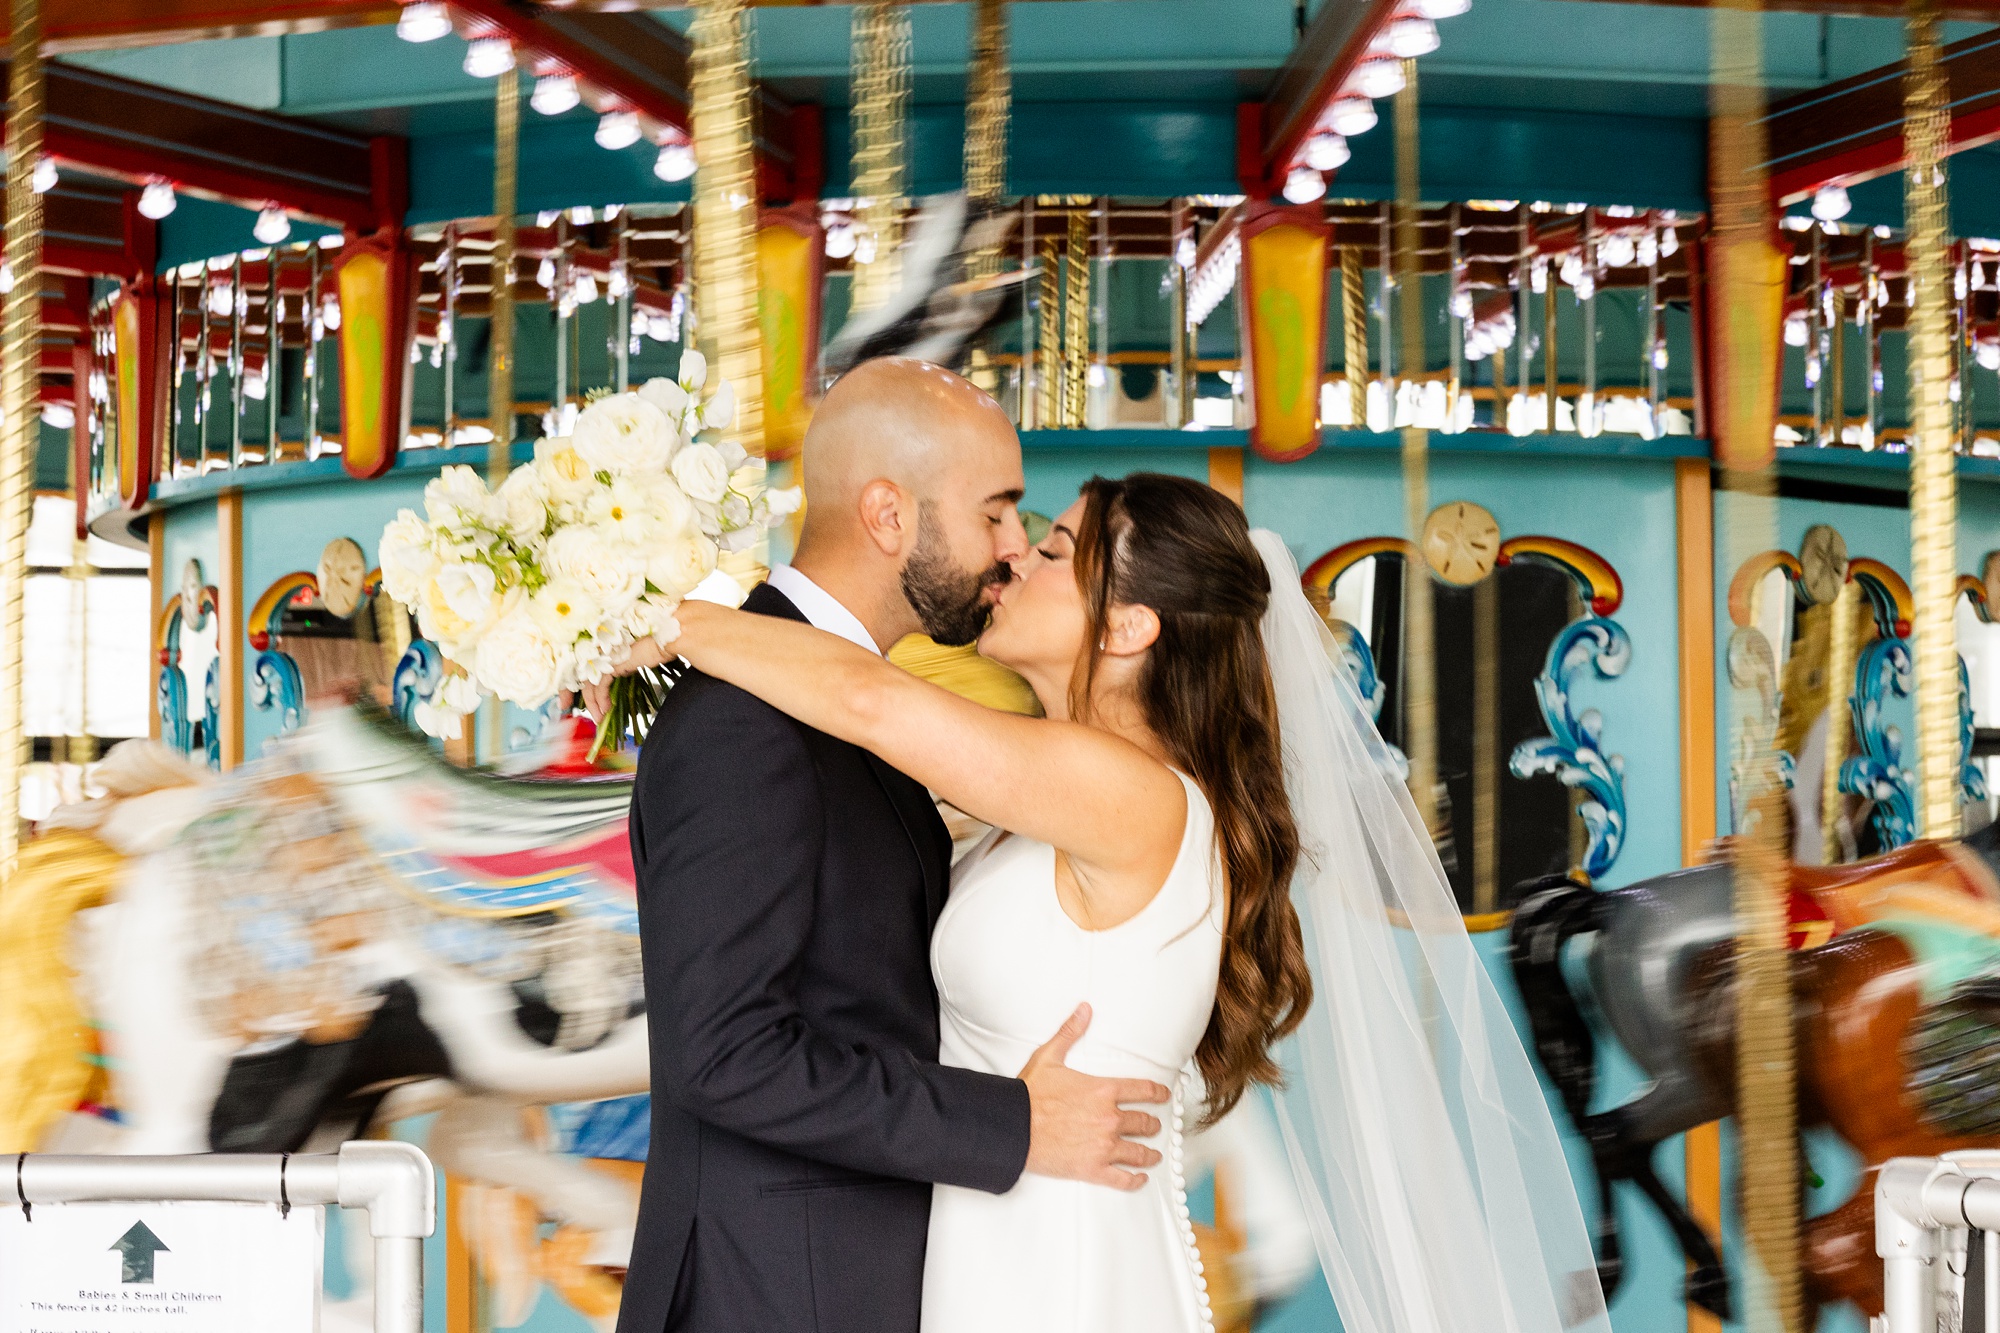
1512, 829, 2000, 1321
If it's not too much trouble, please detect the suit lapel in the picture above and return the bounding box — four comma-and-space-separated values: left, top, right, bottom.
750, 580, 947, 924
864, 753, 948, 925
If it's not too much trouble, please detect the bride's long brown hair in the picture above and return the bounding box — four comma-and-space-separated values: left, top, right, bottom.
1069, 473, 1311, 1124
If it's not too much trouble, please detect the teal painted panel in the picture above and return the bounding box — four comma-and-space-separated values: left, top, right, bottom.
407, 118, 689, 226
1019, 446, 1209, 521
64, 36, 284, 108
156, 196, 337, 273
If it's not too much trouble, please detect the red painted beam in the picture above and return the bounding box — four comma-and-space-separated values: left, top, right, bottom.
1766, 29, 2000, 204
1254, 0, 1401, 194
15, 60, 405, 235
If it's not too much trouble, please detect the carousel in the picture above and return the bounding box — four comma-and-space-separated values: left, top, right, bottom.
1, 0, 1999, 1332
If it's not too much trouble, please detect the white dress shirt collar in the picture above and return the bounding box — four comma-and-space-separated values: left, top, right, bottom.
764, 564, 882, 656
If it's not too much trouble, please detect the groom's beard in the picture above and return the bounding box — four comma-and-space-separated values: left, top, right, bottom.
902, 508, 1010, 647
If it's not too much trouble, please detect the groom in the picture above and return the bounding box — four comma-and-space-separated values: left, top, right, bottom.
615, 358, 1171, 1333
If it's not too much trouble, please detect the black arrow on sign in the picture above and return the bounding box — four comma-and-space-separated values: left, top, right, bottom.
110, 1221, 169, 1283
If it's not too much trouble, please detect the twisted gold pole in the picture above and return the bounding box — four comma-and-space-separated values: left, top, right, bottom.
489, 65, 518, 488
1063, 203, 1091, 427
1822, 576, 1857, 861
1342, 244, 1368, 423
965, 0, 1010, 218
1395, 65, 1438, 836
1905, 0, 1960, 841
850, 0, 911, 313
691, 0, 765, 457
0, 0, 45, 871
1711, 1, 1803, 1328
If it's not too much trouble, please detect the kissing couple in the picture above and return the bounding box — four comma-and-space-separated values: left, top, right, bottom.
593, 358, 1608, 1333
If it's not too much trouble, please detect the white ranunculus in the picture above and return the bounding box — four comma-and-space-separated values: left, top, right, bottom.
529, 577, 604, 644
435, 673, 482, 714
436, 562, 500, 627
637, 376, 689, 429
413, 699, 465, 741
419, 579, 517, 659
570, 392, 674, 476
473, 606, 565, 707
378, 510, 439, 604
545, 524, 646, 613
425, 465, 497, 528
672, 443, 730, 504
678, 348, 707, 391
687, 567, 749, 608
701, 378, 736, 433
496, 465, 551, 541
645, 533, 718, 600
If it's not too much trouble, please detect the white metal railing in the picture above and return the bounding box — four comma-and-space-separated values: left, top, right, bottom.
1878, 1153, 2000, 1333
9, 1141, 433, 1333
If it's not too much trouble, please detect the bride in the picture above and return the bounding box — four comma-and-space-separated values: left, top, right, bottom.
618, 471, 1606, 1333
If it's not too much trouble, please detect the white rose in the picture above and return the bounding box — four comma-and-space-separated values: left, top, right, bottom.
544, 524, 646, 613
529, 577, 604, 644
425, 465, 497, 528
687, 567, 749, 608
646, 533, 718, 600
637, 376, 689, 429
700, 379, 736, 433
418, 579, 518, 659
571, 392, 673, 476
472, 606, 565, 707
436, 562, 500, 627
672, 443, 730, 504
378, 510, 438, 605
677, 348, 708, 391
496, 466, 551, 541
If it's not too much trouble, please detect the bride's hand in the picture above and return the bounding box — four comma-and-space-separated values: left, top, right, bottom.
575, 621, 687, 720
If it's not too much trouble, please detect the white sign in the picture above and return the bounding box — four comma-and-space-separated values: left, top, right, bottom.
0, 1201, 321, 1333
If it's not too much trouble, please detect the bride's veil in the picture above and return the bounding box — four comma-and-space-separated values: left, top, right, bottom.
1250, 529, 1609, 1333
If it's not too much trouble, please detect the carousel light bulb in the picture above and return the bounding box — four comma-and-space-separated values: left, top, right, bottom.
1087, 363, 1108, 388
1383, 15, 1440, 58
1783, 310, 1808, 347
1175, 235, 1197, 269
462, 38, 515, 80
653, 141, 697, 182
1328, 97, 1378, 138
536, 256, 556, 289
1811, 182, 1852, 222
1349, 59, 1406, 100
570, 206, 594, 224
530, 73, 580, 116
396, 1, 451, 42
0, 262, 15, 294
1303, 132, 1350, 173
1979, 341, 2000, 372
138, 182, 177, 220
595, 110, 642, 151
322, 294, 341, 331
573, 270, 599, 305
1660, 226, 1679, 257
253, 206, 291, 245
40, 401, 74, 429
1282, 166, 1328, 205
1600, 233, 1636, 268
30, 157, 56, 194
823, 222, 857, 259
1414, 0, 1471, 16
1636, 233, 1658, 268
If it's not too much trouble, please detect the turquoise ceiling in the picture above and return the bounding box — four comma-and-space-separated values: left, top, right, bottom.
57, 0, 2000, 264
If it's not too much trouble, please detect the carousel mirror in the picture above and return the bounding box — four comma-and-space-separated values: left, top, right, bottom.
1322, 547, 1593, 916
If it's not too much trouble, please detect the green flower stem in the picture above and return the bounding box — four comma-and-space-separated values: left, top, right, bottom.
583, 666, 675, 762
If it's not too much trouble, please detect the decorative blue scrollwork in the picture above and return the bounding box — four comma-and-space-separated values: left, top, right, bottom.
251, 650, 305, 736
1328, 619, 1408, 779
203, 656, 223, 772
1839, 636, 1916, 850
1963, 655, 1988, 808
1510, 615, 1631, 879
392, 639, 444, 728
157, 645, 191, 754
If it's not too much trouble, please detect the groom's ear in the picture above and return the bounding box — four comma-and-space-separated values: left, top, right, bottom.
857, 477, 913, 558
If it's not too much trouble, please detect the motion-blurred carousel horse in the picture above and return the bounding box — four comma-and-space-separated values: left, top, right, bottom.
1514, 575, 2000, 1327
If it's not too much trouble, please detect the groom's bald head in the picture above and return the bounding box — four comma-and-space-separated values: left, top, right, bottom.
794, 357, 1028, 645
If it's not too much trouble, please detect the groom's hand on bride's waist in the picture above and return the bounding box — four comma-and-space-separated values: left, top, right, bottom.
1018, 1002, 1169, 1191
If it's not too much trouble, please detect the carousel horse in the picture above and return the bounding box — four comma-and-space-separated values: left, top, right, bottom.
1, 689, 1312, 1331
1512, 825, 2000, 1322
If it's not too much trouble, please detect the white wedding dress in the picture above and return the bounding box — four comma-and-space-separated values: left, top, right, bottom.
922, 769, 1223, 1333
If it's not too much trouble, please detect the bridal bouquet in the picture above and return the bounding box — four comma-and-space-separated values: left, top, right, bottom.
377, 352, 799, 755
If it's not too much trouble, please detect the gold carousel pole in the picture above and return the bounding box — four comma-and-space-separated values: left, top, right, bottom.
482, 62, 519, 764
965, 0, 1010, 258
1710, 0, 1803, 1325
0, 0, 45, 870
850, 0, 911, 314
1395, 63, 1438, 835
691, 0, 765, 460
1905, 0, 1961, 841
1342, 244, 1369, 425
